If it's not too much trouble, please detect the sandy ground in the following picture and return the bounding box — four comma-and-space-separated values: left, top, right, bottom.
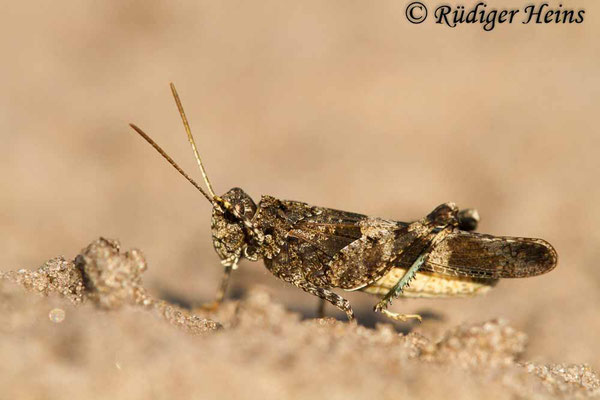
1, 1, 599, 398
1, 238, 598, 399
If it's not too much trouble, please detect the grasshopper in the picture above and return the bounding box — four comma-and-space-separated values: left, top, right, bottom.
128, 84, 557, 322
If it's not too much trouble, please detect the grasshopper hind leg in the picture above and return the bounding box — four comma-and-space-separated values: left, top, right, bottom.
380, 309, 422, 322
458, 208, 480, 232
373, 236, 439, 323
373, 224, 457, 323
374, 253, 425, 314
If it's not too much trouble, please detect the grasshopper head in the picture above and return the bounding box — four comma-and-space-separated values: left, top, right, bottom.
129, 85, 259, 266
211, 188, 257, 264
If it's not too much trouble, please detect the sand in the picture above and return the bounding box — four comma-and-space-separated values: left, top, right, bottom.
0, 238, 597, 399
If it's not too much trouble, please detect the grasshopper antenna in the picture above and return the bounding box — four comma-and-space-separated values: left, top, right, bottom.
129, 123, 216, 205
167, 83, 263, 239
170, 82, 216, 198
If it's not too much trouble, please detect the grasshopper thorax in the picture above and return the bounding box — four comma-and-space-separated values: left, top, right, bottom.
211, 188, 258, 264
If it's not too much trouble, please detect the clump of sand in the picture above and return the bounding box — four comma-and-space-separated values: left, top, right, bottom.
0, 238, 598, 399
0, 237, 220, 333
0, 256, 85, 304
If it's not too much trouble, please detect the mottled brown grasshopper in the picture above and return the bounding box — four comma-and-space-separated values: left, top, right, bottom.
129, 83, 557, 322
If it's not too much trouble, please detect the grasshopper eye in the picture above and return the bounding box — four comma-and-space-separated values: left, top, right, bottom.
221, 188, 257, 221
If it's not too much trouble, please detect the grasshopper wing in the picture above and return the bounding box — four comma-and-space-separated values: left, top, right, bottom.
421, 230, 557, 279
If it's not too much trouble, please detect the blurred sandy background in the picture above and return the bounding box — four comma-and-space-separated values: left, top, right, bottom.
0, 0, 598, 386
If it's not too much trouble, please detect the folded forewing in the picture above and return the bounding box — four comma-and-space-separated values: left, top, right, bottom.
420, 231, 557, 279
